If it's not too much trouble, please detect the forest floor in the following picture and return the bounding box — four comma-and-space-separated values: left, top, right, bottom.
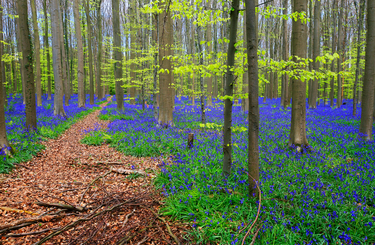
0, 97, 189, 245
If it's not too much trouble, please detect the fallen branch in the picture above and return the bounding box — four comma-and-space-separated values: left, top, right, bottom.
79, 168, 113, 205
249, 225, 262, 245
0, 215, 64, 231
141, 206, 180, 245
95, 161, 124, 165
12, 163, 30, 169
33, 197, 138, 245
4, 228, 59, 237
35, 202, 85, 212
112, 168, 147, 175
0, 222, 35, 235
0, 206, 39, 216
241, 174, 262, 245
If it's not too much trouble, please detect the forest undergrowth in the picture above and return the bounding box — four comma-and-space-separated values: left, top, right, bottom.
83, 95, 375, 245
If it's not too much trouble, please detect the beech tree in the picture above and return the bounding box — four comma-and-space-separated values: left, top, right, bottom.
222, 0, 240, 177
288, 0, 308, 150
30, 0, 42, 106
74, 0, 85, 108
16, 0, 37, 130
359, 0, 375, 140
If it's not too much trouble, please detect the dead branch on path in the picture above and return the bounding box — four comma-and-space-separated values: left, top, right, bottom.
0, 215, 65, 233
4, 228, 59, 237
0, 206, 39, 216
35, 202, 85, 212
79, 168, 113, 205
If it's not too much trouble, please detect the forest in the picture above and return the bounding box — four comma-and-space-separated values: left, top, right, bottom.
0, 0, 374, 244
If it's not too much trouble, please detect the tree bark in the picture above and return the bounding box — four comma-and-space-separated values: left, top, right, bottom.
85, 0, 94, 105
359, 0, 375, 140
241, 11, 249, 112
310, 0, 320, 109
206, 0, 213, 107
50, 0, 66, 117
353, 0, 364, 116
282, 0, 289, 108
330, 0, 337, 107
158, 0, 174, 126
112, 0, 123, 110
223, 0, 240, 177
336, 0, 343, 108
288, 0, 309, 150
30, 0, 42, 106
197, 25, 206, 124
43, 0, 52, 100
96, 0, 102, 100
74, 0, 85, 107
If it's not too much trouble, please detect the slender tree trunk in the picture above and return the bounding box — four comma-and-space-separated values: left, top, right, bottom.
17, 0, 37, 129
11, 45, 17, 94
241, 11, 249, 112
85, 0, 94, 104
112, 0, 123, 110
206, 0, 213, 107
129, 2, 136, 105
0, 4, 5, 106
74, 0, 85, 107
310, 0, 320, 109
30, 0, 42, 106
330, 0, 337, 107
152, 14, 158, 120
51, 0, 66, 117
359, 0, 375, 140
96, 0, 102, 100
43, 0, 52, 100
289, 0, 308, 150
353, 0, 364, 115
223, 0, 240, 177
63, 0, 71, 105
197, 25, 206, 124
245, 0, 259, 197
282, 0, 289, 108
336, 0, 343, 108
158, 0, 173, 126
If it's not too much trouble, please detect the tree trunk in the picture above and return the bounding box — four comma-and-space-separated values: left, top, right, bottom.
241, 11, 249, 112
223, 0, 240, 177
30, 0, 42, 106
153, 13, 159, 120
197, 25, 206, 124
245, 0, 260, 197
359, 0, 375, 140
50, 0, 66, 117
282, 0, 289, 108
353, 0, 364, 116
96, 0, 102, 100
129, 2, 136, 105
336, 0, 343, 108
74, 0, 85, 107
206, 0, 213, 107
310, 0, 320, 109
0, 34, 10, 152
112, 0, 123, 110
43, 0, 52, 100
158, 1, 173, 126
288, 0, 308, 150
85, 0, 94, 105
17, 0, 37, 130
330, 0, 337, 107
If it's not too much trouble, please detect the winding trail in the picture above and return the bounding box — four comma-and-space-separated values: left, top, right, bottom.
0, 97, 188, 244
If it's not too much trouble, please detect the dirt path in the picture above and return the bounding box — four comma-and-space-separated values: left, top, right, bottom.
0, 98, 188, 245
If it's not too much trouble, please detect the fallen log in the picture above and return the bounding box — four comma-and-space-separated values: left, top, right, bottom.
0, 215, 64, 232
0, 206, 39, 216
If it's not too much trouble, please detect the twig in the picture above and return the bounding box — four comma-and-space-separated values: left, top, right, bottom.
122, 209, 135, 227
141, 206, 181, 245
241, 174, 262, 245
12, 163, 31, 169
0, 215, 64, 231
112, 168, 148, 176
79, 168, 113, 205
95, 161, 124, 165
33, 197, 138, 245
0, 206, 39, 216
249, 226, 262, 245
4, 228, 59, 237
0, 222, 35, 235
137, 232, 156, 245
35, 202, 85, 212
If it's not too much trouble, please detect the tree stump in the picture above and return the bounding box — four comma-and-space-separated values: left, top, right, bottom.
188, 133, 194, 149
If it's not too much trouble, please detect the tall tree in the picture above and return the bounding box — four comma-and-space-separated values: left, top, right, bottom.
222, 0, 240, 177
282, 0, 289, 108
129, 2, 136, 105
310, 0, 320, 109
112, 0, 124, 110
51, 0, 66, 117
288, 0, 308, 150
158, 0, 174, 126
206, 0, 213, 107
96, 0, 103, 100
74, 0, 85, 107
197, 24, 206, 124
336, 0, 344, 108
359, 0, 375, 140
85, 0, 94, 105
330, 0, 337, 107
17, 0, 37, 130
245, 0, 260, 197
43, 0, 52, 100
353, 0, 365, 116
31, 0, 42, 106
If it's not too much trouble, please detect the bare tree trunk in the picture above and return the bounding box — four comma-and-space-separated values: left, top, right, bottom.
112, 0, 123, 110
30, 0, 42, 106
74, 0, 85, 107
330, 0, 337, 107
206, 0, 213, 107
85, 0, 94, 105
223, 0, 240, 177
196, 25, 206, 124
129, 2, 136, 105
289, 0, 309, 150
51, 0, 66, 117
96, 0, 102, 100
336, 0, 343, 108
353, 0, 364, 115
359, 0, 375, 140
17, 0, 37, 129
43, 0, 52, 100
158, 1, 173, 126
282, 0, 289, 108
245, 0, 259, 197
153, 13, 159, 120
310, 0, 320, 109
241, 11, 248, 112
